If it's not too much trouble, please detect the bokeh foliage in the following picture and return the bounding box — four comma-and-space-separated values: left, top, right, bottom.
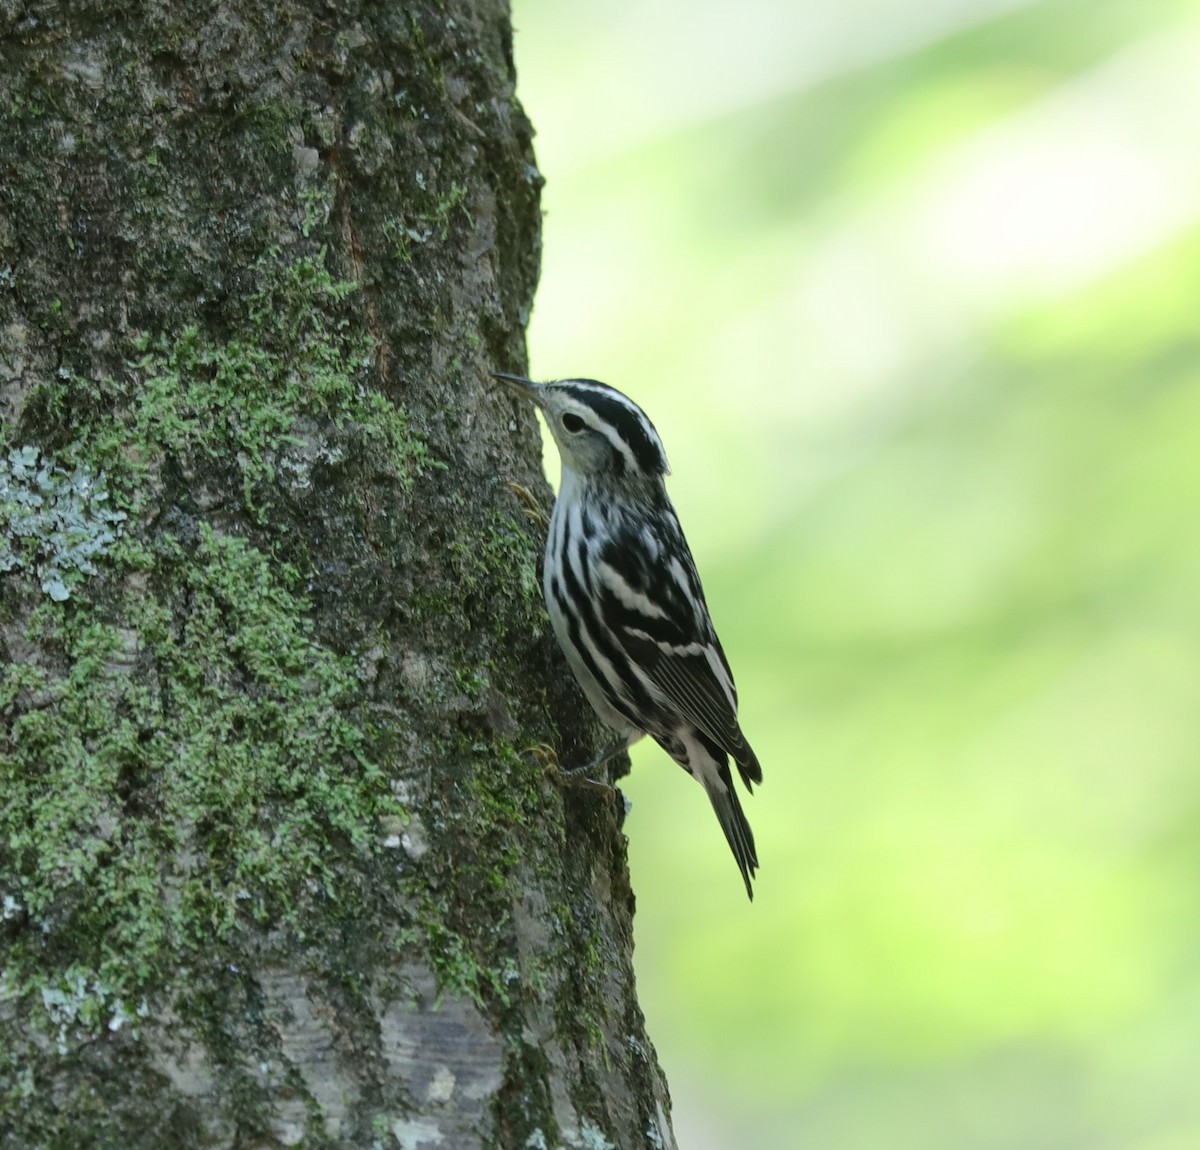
512, 0, 1200, 1146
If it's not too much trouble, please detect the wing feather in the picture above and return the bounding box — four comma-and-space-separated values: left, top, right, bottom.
596, 515, 762, 788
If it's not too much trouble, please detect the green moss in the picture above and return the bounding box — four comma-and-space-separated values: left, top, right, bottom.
452, 510, 540, 623
412, 736, 553, 1006
408, 503, 542, 648
4, 233, 431, 1062
416, 182, 473, 242
27, 242, 432, 518
0, 528, 400, 1045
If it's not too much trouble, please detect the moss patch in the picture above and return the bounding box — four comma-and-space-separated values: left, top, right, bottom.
0, 525, 402, 1058
0, 231, 437, 1141
25, 242, 432, 520
416, 737, 560, 1008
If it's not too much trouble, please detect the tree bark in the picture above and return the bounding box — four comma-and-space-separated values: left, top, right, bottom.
0, 3, 675, 1148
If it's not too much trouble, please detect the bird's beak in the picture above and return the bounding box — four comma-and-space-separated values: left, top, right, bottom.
491, 372, 544, 407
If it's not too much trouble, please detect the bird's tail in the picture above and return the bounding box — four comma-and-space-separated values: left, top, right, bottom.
704, 763, 759, 901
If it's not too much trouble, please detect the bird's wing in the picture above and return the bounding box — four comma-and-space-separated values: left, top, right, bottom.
596, 517, 760, 784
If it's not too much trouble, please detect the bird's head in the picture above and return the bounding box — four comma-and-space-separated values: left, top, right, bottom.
493, 373, 671, 484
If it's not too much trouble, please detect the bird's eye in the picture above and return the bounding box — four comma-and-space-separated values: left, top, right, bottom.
561, 413, 586, 434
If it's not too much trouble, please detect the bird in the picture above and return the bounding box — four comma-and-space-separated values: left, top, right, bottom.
494, 372, 762, 899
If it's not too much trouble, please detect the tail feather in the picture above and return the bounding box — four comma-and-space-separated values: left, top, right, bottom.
733, 737, 762, 792
705, 768, 758, 901
657, 729, 761, 899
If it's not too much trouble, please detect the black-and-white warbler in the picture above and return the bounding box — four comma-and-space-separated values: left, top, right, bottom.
495, 373, 762, 899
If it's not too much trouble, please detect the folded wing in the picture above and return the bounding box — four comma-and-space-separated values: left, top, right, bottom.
596, 519, 762, 790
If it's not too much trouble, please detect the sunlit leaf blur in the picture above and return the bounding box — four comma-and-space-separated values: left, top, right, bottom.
510, 1, 1200, 1146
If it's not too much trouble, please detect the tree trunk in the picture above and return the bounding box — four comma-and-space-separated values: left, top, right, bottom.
0, 3, 675, 1147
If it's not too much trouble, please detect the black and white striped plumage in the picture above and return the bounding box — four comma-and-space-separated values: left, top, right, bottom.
495, 373, 763, 899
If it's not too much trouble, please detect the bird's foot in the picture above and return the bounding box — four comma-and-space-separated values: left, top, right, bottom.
505, 482, 550, 531
527, 742, 621, 802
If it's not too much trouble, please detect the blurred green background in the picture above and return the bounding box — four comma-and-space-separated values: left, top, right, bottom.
509, 1, 1200, 1147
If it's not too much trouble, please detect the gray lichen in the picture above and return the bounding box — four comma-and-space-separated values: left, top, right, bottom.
0, 444, 126, 600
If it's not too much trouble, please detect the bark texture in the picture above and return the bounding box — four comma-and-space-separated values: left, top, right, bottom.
0, 3, 675, 1147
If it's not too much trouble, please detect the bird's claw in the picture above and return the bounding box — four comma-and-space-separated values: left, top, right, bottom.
527, 742, 559, 771
505, 482, 550, 530
525, 742, 619, 802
